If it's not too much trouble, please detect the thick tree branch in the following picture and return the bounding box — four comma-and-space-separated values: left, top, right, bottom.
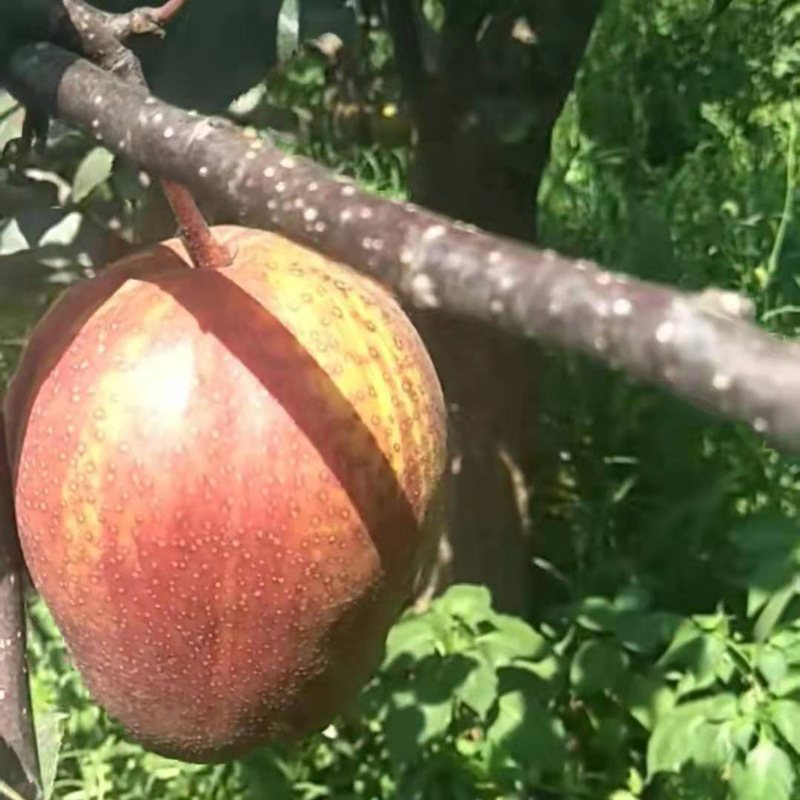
7, 43, 800, 454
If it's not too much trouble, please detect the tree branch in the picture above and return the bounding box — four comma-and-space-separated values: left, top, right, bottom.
7, 43, 800, 454
0, 421, 38, 799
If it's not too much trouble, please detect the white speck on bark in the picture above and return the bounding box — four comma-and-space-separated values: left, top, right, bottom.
656, 321, 675, 343
712, 373, 732, 391
411, 273, 440, 307
424, 225, 446, 241
613, 298, 633, 316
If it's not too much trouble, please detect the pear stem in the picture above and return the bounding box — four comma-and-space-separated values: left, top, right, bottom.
161, 179, 232, 270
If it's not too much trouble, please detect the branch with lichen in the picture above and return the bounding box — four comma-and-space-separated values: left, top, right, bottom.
7, 42, 800, 455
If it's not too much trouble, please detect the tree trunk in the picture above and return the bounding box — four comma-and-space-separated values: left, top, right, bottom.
397, 0, 603, 615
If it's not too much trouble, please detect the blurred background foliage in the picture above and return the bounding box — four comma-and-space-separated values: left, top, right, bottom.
3, 0, 800, 798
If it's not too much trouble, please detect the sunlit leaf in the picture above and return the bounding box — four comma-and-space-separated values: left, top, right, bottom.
647, 695, 737, 776
729, 740, 794, 800
0, 218, 30, 255
454, 653, 498, 719
438, 584, 492, 621
772, 699, 800, 756
38, 212, 83, 248
476, 615, 547, 666
383, 616, 438, 667
71, 147, 114, 203
35, 711, 66, 800
757, 645, 789, 689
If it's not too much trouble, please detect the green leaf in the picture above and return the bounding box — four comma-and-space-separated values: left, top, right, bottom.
658, 618, 702, 664
570, 639, 629, 695
613, 611, 680, 655
477, 616, 547, 666
419, 700, 453, 744
0, 217, 29, 255
729, 514, 800, 555
574, 596, 618, 632
746, 556, 798, 620
729, 740, 795, 800
730, 717, 756, 753
384, 703, 425, 765
384, 689, 452, 765
38, 212, 82, 247
772, 669, 800, 697
383, 616, 437, 667
35, 711, 66, 800
757, 645, 789, 689
619, 673, 675, 730
498, 660, 558, 699
770, 628, 800, 662
454, 654, 498, 720
486, 690, 566, 771
659, 622, 729, 695
438, 584, 492, 621
71, 147, 114, 203
772, 699, 800, 755
647, 695, 737, 776
416, 653, 475, 705
754, 581, 799, 642
614, 584, 652, 612
277, 0, 298, 61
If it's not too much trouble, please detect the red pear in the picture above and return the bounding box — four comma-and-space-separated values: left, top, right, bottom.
4, 225, 447, 762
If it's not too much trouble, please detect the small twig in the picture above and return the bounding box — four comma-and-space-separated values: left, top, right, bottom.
53, 0, 232, 269
150, 0, 190, 25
